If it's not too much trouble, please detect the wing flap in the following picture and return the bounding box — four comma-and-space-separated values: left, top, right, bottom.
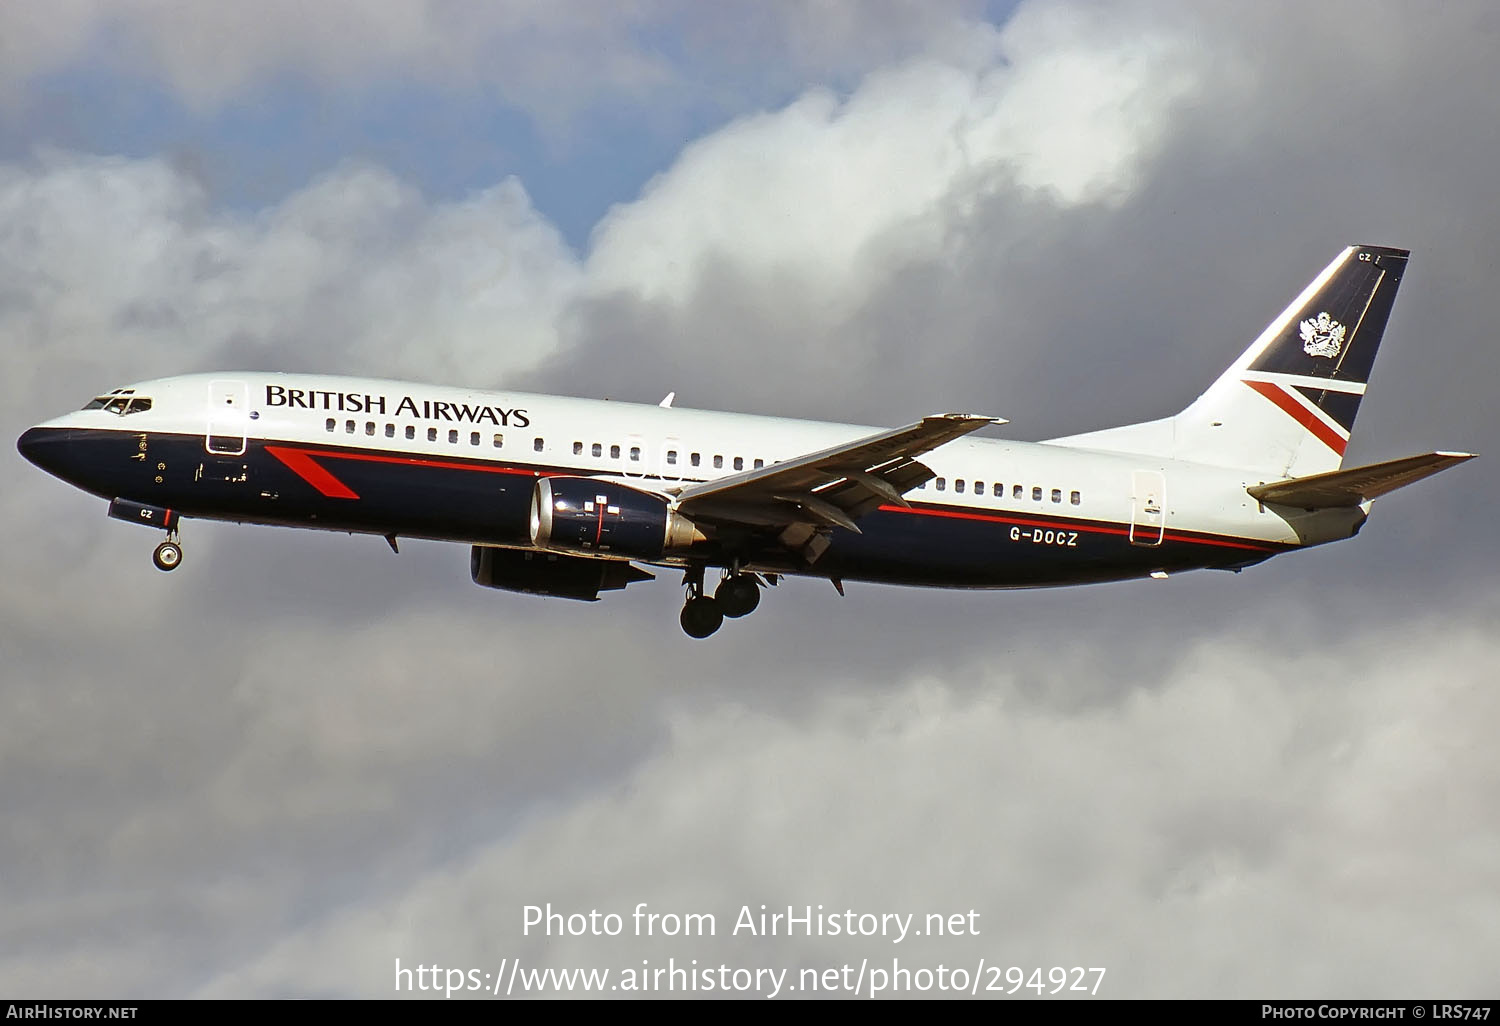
676, 414, 1000, 530
1247, 451, 1476, 508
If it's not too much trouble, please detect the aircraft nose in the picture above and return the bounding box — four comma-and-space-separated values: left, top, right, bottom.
17, 426, 49, 468
17, 425, 78, 479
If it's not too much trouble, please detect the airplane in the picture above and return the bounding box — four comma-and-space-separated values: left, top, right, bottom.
17, 244, 1475, 638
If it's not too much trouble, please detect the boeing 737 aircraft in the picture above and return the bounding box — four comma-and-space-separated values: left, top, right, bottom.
18, 245, 1475, 637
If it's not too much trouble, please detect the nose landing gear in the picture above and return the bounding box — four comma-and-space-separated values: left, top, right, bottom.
106, 498, 185, 572
152, 536, 182, 571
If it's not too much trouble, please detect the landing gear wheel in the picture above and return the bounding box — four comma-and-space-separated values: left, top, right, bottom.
680, 596, 724, 639
152, 540, 182, 572
715, 575, 761, 618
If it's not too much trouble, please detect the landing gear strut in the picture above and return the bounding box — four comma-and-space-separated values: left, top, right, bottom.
680, 565, 764, 638
105, 499, 184, 572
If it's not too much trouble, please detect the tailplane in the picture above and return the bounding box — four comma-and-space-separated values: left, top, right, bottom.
1050, 245, 1409, 478
1247, 451, 1475, 509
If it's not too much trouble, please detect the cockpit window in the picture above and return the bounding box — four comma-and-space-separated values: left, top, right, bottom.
83, 392, 152, 415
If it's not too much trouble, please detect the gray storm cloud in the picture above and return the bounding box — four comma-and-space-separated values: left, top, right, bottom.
2, 0, 1496, 999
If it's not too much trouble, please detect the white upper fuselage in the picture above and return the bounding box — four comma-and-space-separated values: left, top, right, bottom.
35, 371, 1313, 551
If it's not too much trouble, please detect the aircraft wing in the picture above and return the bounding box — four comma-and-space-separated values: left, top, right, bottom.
674, 414, 1001, 553
1247, 451, 1476, 509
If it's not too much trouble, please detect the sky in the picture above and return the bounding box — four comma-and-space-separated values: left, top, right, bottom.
1, 0, 1496, 1000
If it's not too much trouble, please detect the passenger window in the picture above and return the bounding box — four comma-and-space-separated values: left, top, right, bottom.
365, 422, 375, 436
733, 457, 744, 470
936, 478, 946, 491
346, 420, 355, 434
385, 424, 395, 438
493, 434, 503, 448
630, 446, 641, 462
714, 455, 723, 469
1032, 486, 1042, 501
448, 429, 458, 444
1013, 484, 1022, 499
428, 427, 438, 442
667, 450, 677, 465
406, 426, 415, 440
573, 441, 583, 455
975, 481, 985, 495
1071, 490, 1081, 505
471, 432, 480, 446
994, 483, 1002, 497
610, 444, 620, 459
325, 418, 335, 432
1051, 488, 1061, 503
592, 443, 602, 458
754, 458, 764, 469
533, 438, 543, 452
954, 479, 965, 493
691, 453, 701, 467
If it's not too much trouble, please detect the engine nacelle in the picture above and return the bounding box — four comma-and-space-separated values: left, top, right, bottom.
530, 477, 705, 561
470, 546, 653, 602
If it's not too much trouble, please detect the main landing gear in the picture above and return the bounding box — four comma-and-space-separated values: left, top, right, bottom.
679, 564, 764, 638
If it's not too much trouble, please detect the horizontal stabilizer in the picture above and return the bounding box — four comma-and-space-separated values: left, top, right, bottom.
1247, 451, 1476, 509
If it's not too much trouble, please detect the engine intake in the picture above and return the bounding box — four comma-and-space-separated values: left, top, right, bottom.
470, 546, 653, 602
530, 477, 705, 561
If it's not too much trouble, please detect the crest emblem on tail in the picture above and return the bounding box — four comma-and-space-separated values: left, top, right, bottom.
1299, 311, 1346, 358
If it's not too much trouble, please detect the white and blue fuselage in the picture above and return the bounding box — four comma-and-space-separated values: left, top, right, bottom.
18, 246, 1470, 636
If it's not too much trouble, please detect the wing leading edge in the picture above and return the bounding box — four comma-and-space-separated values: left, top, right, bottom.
674, 413, 1001, 562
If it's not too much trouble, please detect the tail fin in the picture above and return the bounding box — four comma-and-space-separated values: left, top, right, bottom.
1049, 245, 1409, 477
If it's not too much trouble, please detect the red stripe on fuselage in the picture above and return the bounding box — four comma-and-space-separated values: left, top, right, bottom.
265, 446, 362, 499
262, 442, 1281, 554
877, 503, 1281, 553
266, 444, 546, 500
1243, 379, 1348, 456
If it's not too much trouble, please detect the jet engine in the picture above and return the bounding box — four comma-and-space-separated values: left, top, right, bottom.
530, 477, 706, 561
470, 546, 652, 602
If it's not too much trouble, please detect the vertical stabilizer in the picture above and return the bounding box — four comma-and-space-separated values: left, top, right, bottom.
1048, 245, 1409, 477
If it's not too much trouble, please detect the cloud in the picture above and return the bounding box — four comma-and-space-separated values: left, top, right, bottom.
2, 0, 1497, 1001
0, 153, 579, 416
5, 567, 1495, 997
184, 603, 1500, 998
0, 1, 985, 127
586, 12, 1196, 310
